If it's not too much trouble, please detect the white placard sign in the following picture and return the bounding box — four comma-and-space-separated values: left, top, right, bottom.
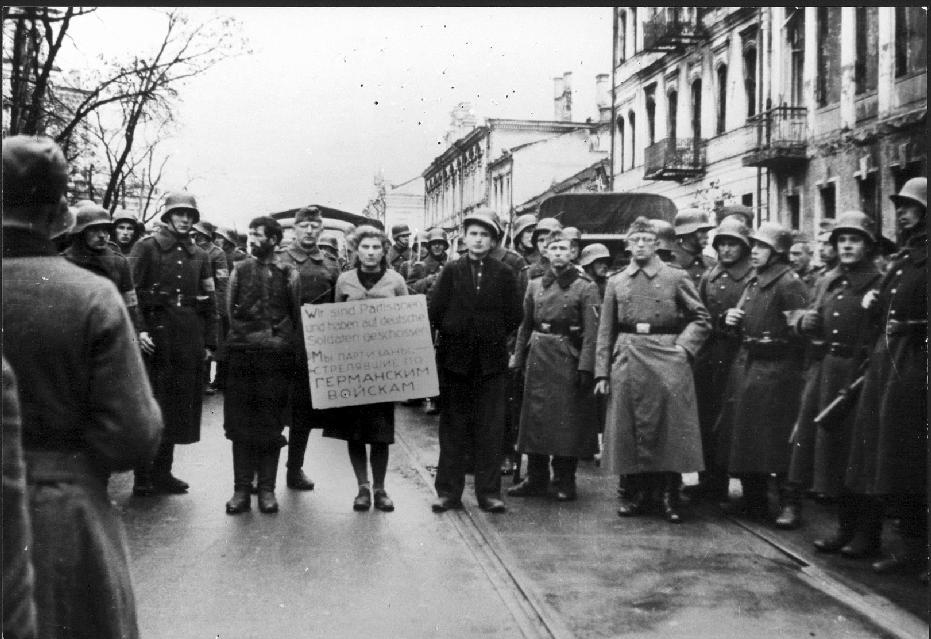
302, 295, 439, 408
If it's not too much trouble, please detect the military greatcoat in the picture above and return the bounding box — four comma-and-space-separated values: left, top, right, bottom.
407, 253, 447, 296
671, 244, 717, 287
787, 260, 880, 497
715, 263, 809, 474
513, 268, 600, 457
846, 232, 927, 497
594, 256, 711, 474
129, 227, 217, 445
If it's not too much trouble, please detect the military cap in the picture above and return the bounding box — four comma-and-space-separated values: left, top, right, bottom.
626, 216, 658, 238
391, 223, 411, 239
295, 205, 323, 225
462, 208, 503, 238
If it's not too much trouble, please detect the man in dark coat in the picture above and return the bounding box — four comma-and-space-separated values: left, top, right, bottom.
2, 135, 163, 639
386, 223, 412, 271
193, 220, 230, 395
407, 227, 448, 295
671, 208, 717, 286
428, 209, 522, 513
111, 209, 143, 255
276, 205, 340, 490
845, 177, 927, 575
129, 191, 218, 496
790, 240, 819, 290
224, 217, 302, 515
213, 226, 248, 391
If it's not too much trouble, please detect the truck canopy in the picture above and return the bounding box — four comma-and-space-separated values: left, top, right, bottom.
539, 192, 677, 240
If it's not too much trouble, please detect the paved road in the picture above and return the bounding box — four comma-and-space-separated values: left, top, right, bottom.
109, 396, 925, 638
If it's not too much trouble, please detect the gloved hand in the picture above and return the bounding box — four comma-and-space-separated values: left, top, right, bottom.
576, 370, 594, 391
799, 310, 822, 333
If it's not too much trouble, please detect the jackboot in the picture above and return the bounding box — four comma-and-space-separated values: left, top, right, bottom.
552, 456, 578, 502
871, 535, 927, 574
226, 442, 254, 515
618, 474, 646, 517
661, 473, 683, 524
813, 494, 858, 553
256, 447, 280, 514
506, 454, 549, 497
839, 496, 883, 559
775, 483, 803, 530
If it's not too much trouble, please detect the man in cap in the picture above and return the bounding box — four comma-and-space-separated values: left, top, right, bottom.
111, 209, 142, 255
2, 135, 162, 639
672, 208, 717, 285
685, 215, 754, 504
845, 177, 927, 576
525, 217, 562, 281
193, 220, 230, 395
63, 203, 146, 335
781, 211, 882, 533
129, 190, 218, 496
387, 223, 412, 271
428, 208, 522, 513
789, 238, 819, 290
595, 217, 711, 523
276, 205, 341, 491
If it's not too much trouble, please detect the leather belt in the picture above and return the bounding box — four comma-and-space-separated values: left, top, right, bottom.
809, 341, 859, 359
535, 322, 580, 338
742, 336, 795, 359
617, 323, 680, 335
885, 319, 927, 336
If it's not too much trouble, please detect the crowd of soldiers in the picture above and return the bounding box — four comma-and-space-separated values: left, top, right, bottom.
1, 132, 926, 639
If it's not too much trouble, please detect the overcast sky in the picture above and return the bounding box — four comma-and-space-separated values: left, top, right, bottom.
61, 7, 612, 231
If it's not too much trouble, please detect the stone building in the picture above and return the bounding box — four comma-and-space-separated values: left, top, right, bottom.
610, 6, 926, 240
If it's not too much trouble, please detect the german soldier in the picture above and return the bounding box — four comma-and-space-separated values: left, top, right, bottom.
595, 217, 711, 523
671, 208, 717, 285
715, 222, 809, 521
129, 191, 218, 496
789, 239, 819, 290
193, 220, 230, 395
111, 209, 143, 255
276, 205, 341, 490
511, 213, 539, 265
845, 177, 927, 575
386, 223, 412, 271
508, 230, 600, 501
780, 211, 881, 534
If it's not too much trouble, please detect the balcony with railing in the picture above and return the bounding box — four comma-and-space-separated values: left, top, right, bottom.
742, 105, 809, 169
642, 9, 706, 52
644, 138, 707, 181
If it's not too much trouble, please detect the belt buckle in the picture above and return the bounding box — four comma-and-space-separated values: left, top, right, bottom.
176, 293, 183, 307
541, 322, 551, 333
635, 322, 650, 334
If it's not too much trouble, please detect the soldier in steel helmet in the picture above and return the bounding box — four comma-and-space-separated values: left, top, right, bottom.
317, 231, 347, 270
579, 242, 611, 300
683, 215, 754, 504
780, 211, 882, 535
408, 227, 449, 296
129, 190, 218, 497
511, 213, 539, 264
215, 226, 249, 265
399, 229, 429, 283
111, 209, 142, 255
428, 208, 522, 513
525, 217, 562, 281
715, 221, 809, 522
62, 203, 146, 335
845, 177, 927, 577
387, 223, 412, 271
276, 205, 341, 491
2, 134, 161, 639
652, 219, 678, 264
192, 220, 230, 395
672, 208, 717, 285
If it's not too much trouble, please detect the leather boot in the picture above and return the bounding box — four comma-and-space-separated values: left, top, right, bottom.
226, 442, 253, 514
871, 535, 926, 574
552, 457, 578, 502
256, 447, 280, 514
775, 483, 802, 530
506, 454, 549, 497
618, 474, 646, 517
662, 473, 683, 524
726, 475, 769, 521
814, 494, 857, 553
840, 497, 883, 559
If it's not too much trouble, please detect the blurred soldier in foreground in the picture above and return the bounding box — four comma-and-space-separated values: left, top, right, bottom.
193, 220, 230, 395
130, 191, 217, 496
387, 223, 412, 271
782, 212, 881, 533
2, 134, 162, 639
508, 230, 600, 501
224, 217, 302, 515
277, 205, 340, 490
845, 178, 927, 577
111, 209, 143, 255
671, 208, 716, 285
595, 217, 710, 523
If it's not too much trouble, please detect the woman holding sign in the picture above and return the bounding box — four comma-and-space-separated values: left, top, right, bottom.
323, 225, 408, 512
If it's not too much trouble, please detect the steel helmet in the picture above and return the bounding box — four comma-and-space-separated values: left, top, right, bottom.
111, 209, 139, 226
462, 207, 503, 239
426, 226, 449, 248
674, 208, 714, 236
192, 220, 216, 238
391, 223, 411, 239
562, 226, 582, 243
714, 204, 754, 227
512, 214, 537, 240
215, 226, 237, 244
712, 215, 752, 250
317, 232, 339, 252
750, 221, 793, 255
579, 243, 610, 267
531, 217, 563, 240
890, 177, 927, 209
652, 219, 677, 252
160, 191, 200, 223
830, 210, 876, 244
71, 204, 112, 235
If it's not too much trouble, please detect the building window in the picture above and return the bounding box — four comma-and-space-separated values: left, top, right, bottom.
743, 46, 757, 118
855, 7, 879, 94
786, 192, 801, 230
667, 89, 678, 139
859, 174, 878, 221
617, 10, 627, 64
741, 193, 753, 208
820, 182, 836, 219
895, 6, 927, 77
628, 111, 636, 169
631, 8, 638, 54
715, 64, 727, 134
787, 10, 804, 106
817, 7, 842, 106
690, 79, 702, 140
645, 84, 656, 145
616, 116, 625, 173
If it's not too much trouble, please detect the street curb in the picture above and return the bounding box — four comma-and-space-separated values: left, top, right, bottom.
395, 432, 576, 639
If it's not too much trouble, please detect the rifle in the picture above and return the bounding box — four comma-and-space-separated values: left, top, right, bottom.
813, 360, 868, 432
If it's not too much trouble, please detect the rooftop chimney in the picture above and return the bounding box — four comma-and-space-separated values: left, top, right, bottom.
553, 71, 573, 122
595, 73, 611, 122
